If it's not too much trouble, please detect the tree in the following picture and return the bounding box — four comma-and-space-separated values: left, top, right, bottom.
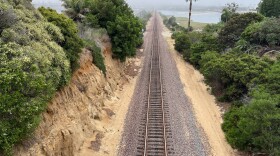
107, 14, 143, 61
241, 18, 280, 46
168, 16, 177, 27
186, 0, 197, 31
218, 13, 264, 48
222, 87, 280, 155
258, 61, 280, 95
62, 0, 86, 21
72, 0, 143, 61
189, 34, 220, 67
259, 0, 280, 17
200, 53, 270, 101
203, 23, 224, 34
164, 16, 179, 30
221, 3, 239, 23
85, 0, 134, 28
174, 32, 191, 53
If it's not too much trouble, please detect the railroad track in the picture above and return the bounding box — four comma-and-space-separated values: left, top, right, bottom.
137, 13, 174, 156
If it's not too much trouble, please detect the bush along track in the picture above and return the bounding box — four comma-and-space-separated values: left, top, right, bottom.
168, 9, 280, 155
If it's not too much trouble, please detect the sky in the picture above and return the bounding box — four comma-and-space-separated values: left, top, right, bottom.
125, 0, 259, 9
32, 0, 260, 7
32, 0, 260, 12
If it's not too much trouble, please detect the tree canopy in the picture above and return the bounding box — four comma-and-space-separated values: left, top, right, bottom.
218, 13, 264, 48
107, 15, 143, 60
221, 3, 239, 23
222, 61, 280, 155
62, 0, 144, 61
242, 17, 280, 46
201, 53, 270, 101
259, 0, 280, 17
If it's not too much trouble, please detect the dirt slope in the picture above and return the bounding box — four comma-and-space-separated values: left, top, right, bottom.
14, 38, 143, 156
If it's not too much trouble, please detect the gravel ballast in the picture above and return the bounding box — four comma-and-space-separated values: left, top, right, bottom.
118, 14, 210, 156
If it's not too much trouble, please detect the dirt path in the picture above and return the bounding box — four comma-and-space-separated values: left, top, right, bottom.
161, 27, 236, 156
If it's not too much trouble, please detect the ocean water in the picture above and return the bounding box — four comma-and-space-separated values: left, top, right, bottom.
160, 10, 221, 23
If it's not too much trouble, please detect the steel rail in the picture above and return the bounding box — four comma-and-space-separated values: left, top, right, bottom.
143, 13, 168, 156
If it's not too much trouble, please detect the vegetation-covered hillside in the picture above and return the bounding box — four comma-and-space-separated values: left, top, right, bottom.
168, 0, 280, 154
0, 0, 71, 154
0, 0, 146, 155
62, 0, 144, 61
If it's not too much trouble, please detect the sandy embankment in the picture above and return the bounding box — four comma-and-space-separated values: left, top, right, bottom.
77, 52, 143, 156
78, 18, 152, 156
162, 27, 236, 156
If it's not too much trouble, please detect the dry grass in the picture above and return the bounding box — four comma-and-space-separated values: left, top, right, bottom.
175, 17, 208, 30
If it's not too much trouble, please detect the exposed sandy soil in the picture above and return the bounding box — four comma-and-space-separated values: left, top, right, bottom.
77, 20, 150, 156
161, 27, 237, 156
14, 31, 144, 156
77, 52, 143, 156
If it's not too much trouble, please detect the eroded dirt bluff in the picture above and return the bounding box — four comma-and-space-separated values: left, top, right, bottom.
14, 39, 143, 156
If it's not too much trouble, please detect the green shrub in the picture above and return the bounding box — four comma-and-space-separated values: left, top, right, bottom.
84, 14, 99, 28
200, 53, 270, 101
107, 14, 143, 61
242, 18, 280, 46
164, 16, 179, 30
218, 13, 264, 48
258, 61, 280, 94
221, 3, 239, 23
222, 88, 280, 154
173, 33, 220, 67
187, 31, 204, 44
0, 3, 18, 33
189, 34, 221, 67
234, 39, 252, 52
84, 0, 134, 28
62, 0, 85, 21
189, 42, 206, 66
203, 23, 224, 34
174, 32, 203, 61
259, 0, 280, 18
0, 2, 70, 155
174, 32, 191, 53
171, 31, 180, 39
38, 7, 84, 72
168, 16, 177, 27
76, 24, 106, 75
199, 50, 219, 67
84, 40, 106, 75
